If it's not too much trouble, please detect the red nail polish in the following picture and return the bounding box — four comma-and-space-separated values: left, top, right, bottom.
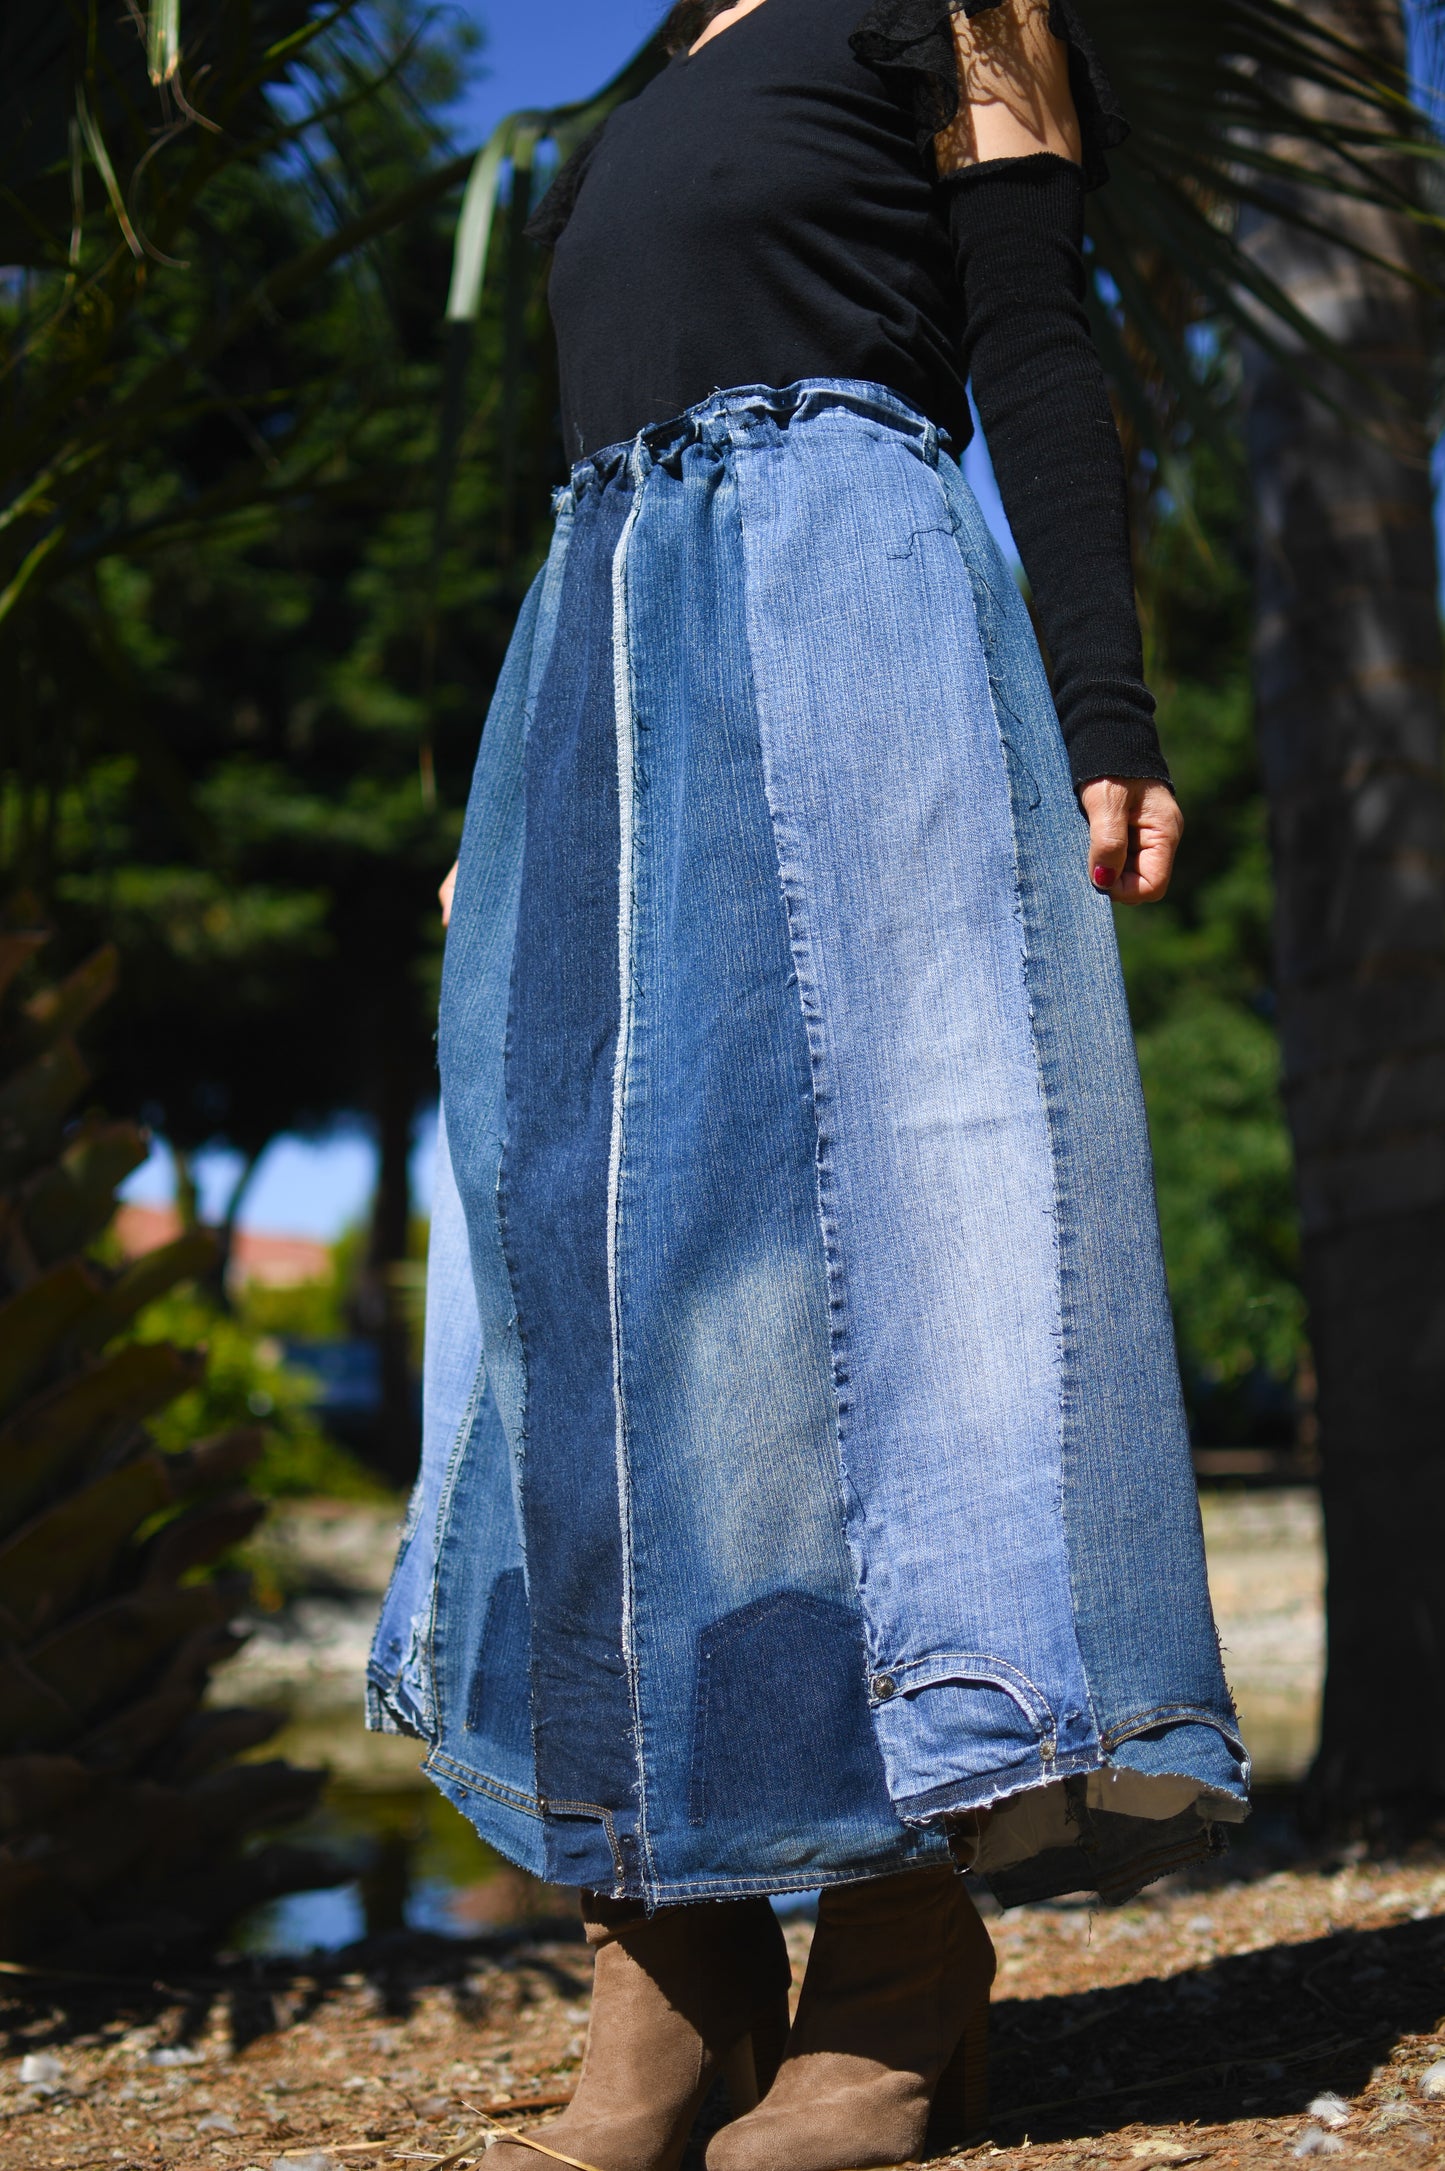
1092, 865, 1115, 889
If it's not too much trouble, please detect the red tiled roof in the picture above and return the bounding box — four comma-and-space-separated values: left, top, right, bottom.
113, 1203, 330, 1287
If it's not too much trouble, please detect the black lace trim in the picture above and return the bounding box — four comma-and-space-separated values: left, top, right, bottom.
524, 121, 608, 251
849, 0, 1128, 191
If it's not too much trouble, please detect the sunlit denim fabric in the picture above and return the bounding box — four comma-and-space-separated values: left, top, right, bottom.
368, 379, 1249, 1907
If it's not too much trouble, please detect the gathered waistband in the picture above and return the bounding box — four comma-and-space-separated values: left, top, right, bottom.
560, 378, 945, 505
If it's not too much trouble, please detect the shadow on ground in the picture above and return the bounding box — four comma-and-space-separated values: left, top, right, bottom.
5, 1908, 1443, 2131
986, 1909, 1445, 2141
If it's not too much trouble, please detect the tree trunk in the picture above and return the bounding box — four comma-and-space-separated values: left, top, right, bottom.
1239, 0, 1445, 1831
206, 1146, 262, 1310
357, 995, 421, 1490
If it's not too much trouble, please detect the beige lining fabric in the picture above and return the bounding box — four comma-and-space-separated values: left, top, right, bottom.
968, 1770, 1249, 1878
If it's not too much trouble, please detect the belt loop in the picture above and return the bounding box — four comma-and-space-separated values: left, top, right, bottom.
922, 417, 940, 467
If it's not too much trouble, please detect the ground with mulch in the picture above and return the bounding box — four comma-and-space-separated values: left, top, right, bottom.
3, 1831, 1442, 2171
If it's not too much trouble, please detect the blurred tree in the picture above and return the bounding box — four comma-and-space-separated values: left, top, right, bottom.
1236, 0, 1445, 1837
1119, 447, 1308, 1443
0, 1, 504, 1481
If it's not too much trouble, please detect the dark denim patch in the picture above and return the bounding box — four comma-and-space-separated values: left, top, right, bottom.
689, 1591, 895, 1830
465, 1566, 533, 1762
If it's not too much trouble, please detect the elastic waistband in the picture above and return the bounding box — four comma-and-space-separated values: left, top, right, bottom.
560, 379, 945, 505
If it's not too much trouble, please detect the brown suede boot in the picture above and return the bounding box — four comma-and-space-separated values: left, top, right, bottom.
485, 1891, 792, 2171
704, 1866, 995, 2171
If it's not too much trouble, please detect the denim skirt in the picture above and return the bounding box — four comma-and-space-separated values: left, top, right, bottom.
367, 379, 1250, 1907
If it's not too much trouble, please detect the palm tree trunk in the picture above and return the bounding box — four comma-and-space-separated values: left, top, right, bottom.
359, 995, 421, 1489
1239, 0, 1445, 1831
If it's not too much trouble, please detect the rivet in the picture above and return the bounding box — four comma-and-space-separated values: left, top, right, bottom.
871, 1673, 897, 1700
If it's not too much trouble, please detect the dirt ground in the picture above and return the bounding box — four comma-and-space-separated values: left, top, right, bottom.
3, 1824, 1442, 2171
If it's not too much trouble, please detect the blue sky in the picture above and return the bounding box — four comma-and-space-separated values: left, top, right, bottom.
450, 1, 660, 140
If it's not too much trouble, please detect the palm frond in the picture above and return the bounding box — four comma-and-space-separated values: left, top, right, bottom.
430, 39, 669, 559
1085, 0, 1441, 460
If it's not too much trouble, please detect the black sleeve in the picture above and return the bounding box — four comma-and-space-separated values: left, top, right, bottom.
945, 152, 1168, 790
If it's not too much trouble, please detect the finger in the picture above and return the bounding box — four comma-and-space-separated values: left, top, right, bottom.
1111, 823, 1177, 905
1085, 789, 1130, 893
439, 861, 458, 928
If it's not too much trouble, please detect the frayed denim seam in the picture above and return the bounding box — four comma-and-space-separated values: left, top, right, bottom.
608, 439, 653, 1895
895, 1745, 1100, 1825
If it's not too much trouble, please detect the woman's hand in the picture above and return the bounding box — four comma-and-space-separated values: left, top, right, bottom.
439, 861, 458, 927
1079, 777, 1181, 905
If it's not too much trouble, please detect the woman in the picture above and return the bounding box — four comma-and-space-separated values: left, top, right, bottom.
368, 3, 1249, 2167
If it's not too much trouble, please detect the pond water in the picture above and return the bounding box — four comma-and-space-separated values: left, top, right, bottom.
229, 1772, 573, 1956
230, 1763, 818, 1957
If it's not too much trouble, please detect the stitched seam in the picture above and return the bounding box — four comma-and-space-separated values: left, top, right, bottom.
424, 1749, 544, 1819
1101, 1706, 1250, 1756
874, 1650, 1056, 1731
643, 1854, 937, 1901
607, 447, 650, 1896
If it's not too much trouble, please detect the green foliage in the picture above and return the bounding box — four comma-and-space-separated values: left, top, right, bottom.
130, 1283, 389, 1502
1118, 452, 1307, 1418
2, 3, 503, 1475
0, 912, 341, 1967
1137, 992, 1304, 1390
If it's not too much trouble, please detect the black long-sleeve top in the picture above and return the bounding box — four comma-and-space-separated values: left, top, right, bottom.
527, 0, 1166, 789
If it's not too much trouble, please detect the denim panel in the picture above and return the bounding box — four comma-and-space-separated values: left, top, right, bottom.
500, 479, 642, 1891
429, 1371, 535, 1798
371, 521, 555, 1739
441, 540, 569, 1458
612, 436, 939, 1891
423, 1752, 548, 1881
367, 1109, 482, 1735
934, 458, 1245, 1792
728, 392, 1095, 1811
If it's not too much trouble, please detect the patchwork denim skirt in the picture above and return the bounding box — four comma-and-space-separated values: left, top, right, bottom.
367, 379, 1250, 1908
